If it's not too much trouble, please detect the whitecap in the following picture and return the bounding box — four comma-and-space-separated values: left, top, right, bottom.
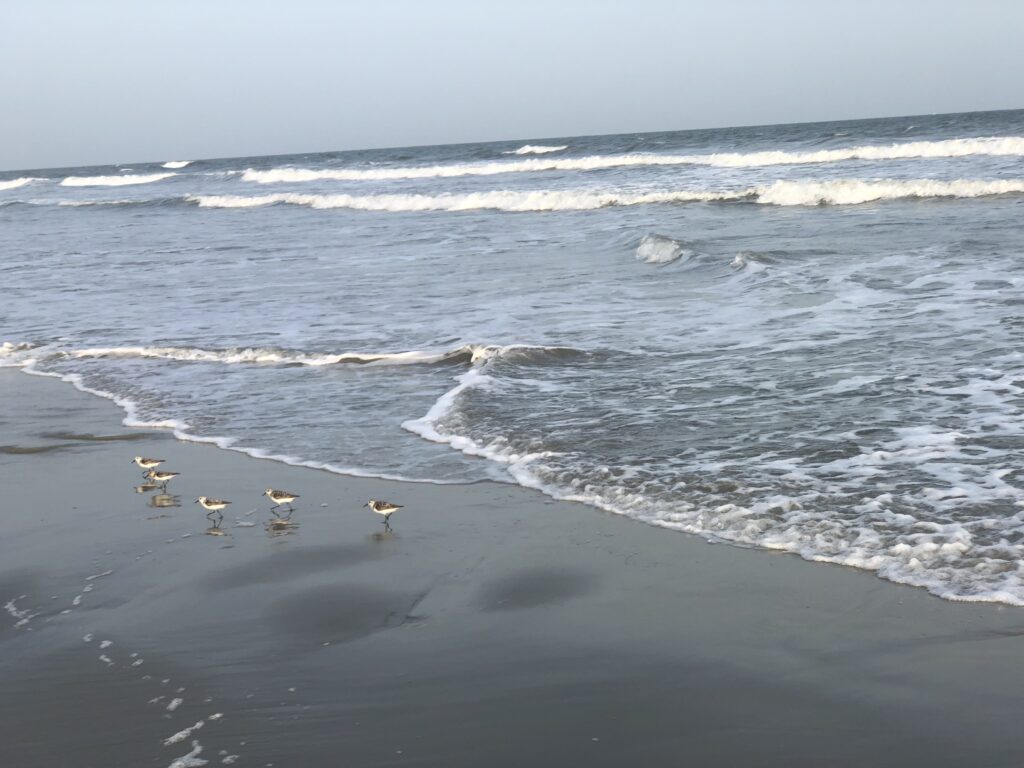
60, 173, 175, 187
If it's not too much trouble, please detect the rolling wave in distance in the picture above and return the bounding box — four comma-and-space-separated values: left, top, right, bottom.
241, 136, 1024, 183
506, 144, 569, 155
60, 172, 176, 187
190, 179, 1024, 212
0, 177, 41, 191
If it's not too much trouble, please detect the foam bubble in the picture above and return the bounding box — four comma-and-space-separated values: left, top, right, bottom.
167, 740, 207, 768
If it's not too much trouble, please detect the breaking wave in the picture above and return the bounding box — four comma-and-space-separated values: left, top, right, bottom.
635, 233, 692, 265
60, 173, 176, 187
190, 178, 1024, 213
191, 189, 739, 212
756, 178, 1024, 206
3, 342, 586, 370
0, 177, 41, 192
161, 160, 191, 169
506, 144, 568, 155
241, 136, 1024, 183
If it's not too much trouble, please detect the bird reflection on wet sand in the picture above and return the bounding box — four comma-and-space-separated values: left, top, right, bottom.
134, 483, 160, 494
149, 493, 180, 508
265, 514, 299, 537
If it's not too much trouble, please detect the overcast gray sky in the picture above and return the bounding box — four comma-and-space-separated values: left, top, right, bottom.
2, 0, 1022, 171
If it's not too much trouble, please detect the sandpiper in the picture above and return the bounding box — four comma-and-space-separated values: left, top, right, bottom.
146, 469, 179, 488
365, 499, 402, 527
131, 456, 164, 476
195, 496, 231, 513
265, 488, 299, 511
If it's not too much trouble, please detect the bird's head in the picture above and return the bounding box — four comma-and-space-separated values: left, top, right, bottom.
364, 500, 373, 508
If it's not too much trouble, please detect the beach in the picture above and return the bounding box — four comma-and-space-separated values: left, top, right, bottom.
3, 368, 1024, 767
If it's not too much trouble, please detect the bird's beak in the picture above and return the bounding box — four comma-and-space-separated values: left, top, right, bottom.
194, 499, 199, 503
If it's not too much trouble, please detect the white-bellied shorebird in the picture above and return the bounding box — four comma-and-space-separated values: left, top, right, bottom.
196, 496, 230, 525
195, 496, 231, 513
146, 469, 179, 488
365, 499, 402, 527
131, 456, 164, 476
265, 488, 299, 511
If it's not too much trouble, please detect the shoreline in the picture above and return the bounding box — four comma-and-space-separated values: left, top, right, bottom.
8, 356, 1022, 610
4, 368, 1024, 767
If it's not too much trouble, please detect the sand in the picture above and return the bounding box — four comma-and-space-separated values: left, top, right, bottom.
2, 368, 1024, 767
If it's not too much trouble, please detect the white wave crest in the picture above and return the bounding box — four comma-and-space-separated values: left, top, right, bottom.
507, 144, 568, 155
635, 234, 691, 265
60, 173, 176, 187
241, 136, 1024, 183
162, 161, 191, 169
0, 341, 36, 366
191, 178, 1024, 213
190, 188, 738, 212
756, 178, 1024, 206
66, 344, 473, 367
0, 177, 41, 192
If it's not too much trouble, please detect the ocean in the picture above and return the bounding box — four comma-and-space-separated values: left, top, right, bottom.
3, 108, 1024, 605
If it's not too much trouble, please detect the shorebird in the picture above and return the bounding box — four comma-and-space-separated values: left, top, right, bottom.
365, 499, 402, 527
265, 488, 299, 511
195, 496, 231, 513
131, 456, 164, 476
145, 469, 179, 488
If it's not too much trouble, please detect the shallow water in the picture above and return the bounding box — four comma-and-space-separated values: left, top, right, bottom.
4, 108, 1024, 603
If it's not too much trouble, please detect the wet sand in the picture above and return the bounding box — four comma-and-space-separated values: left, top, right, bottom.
2, 368, 1024, 767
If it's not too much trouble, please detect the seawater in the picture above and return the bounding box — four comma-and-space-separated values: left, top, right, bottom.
4, 108, 1024, 604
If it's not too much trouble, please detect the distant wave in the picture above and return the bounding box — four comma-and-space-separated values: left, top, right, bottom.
0, 177, 41, 192
506, 144, 568, 155
756, 178, 1024, 206
190, 189, 739, 212
161, 160, 191, 169
241, 136, 1024, 183
60, 173, 176, 187
190, 178, 1024, 212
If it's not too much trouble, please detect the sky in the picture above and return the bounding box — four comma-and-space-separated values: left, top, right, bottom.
2, 0, 1023, 171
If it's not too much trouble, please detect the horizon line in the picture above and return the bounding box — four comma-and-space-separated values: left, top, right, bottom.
4, 105, 1023, 175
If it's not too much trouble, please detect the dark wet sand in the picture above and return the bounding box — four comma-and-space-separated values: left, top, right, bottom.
2, 369, 1024, 767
